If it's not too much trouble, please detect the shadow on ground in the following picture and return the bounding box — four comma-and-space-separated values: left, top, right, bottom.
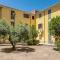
0, 47, 35, 53
0, 44, 11, 46
53, 48, 59, 51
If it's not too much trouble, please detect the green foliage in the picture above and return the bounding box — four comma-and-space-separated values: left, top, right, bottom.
30, 25, 38, 40
9, 26, 19, 42
55, 40, 60, 51
27, 25, 39, 45
49, 16, 60, 51
0, 19, 19, 49
0, 19, 10, 43
0, 19, 39, 48
17, 25, 39, 45
27, 39, 39, 45
9, 25, 20, 49
18, 24, 29, 42
0, 19, 9, 36
49, 16, 60, 36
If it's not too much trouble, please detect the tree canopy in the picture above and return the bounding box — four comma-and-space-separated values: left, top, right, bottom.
49, 16, 60, 36
0, 19, 39, 49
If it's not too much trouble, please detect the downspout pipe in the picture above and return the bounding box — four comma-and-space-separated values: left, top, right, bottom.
44, 11, 45, 43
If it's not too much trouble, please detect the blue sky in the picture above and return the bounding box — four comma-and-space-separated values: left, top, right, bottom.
0, 0, 60, 11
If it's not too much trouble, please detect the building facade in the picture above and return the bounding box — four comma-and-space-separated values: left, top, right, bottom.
0, 3, 60, 44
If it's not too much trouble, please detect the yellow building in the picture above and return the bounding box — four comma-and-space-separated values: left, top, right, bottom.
0, 3, 60, 45
35, 3, 60, 45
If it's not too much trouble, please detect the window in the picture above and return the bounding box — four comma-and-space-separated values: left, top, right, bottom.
48, 9, 51, 14
39, 14, 42, 18
38, 24, 42, 29
11, 10, 15, 19
11, 22, 14, 27
48, 9, 51, 19
32, 16, 34, 19
24, 14, 29, 18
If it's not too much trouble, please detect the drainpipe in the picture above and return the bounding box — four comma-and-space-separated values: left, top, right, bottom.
44, 11, 45, 43
30, 14, 31, 27
14, 13, 16, 27
35, 11, 37, 29
29, 14, 31, 39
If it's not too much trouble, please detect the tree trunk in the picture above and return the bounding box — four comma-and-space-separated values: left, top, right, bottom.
12, 43, 16, 50
9, 34, 16, 50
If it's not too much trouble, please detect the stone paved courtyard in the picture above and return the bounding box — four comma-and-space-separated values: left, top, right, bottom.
0, 44, 60, 60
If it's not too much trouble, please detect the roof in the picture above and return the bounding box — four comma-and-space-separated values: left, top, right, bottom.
0, 2, 60, 14
38, 2, 60, 12
0, 4, 32, 14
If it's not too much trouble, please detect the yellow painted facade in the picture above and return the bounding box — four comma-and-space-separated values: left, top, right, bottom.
0, 3, 60, 44
36, 3, 60, 44
0, 5, 35, 26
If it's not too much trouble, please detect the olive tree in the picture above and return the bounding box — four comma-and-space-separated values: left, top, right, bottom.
0, 19, 19, 49
9, 26, 19, 49
0, 19, 39, 49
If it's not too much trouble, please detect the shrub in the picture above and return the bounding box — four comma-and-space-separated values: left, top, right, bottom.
27, 40, 33, 45
55, 40, 60, 51
33, 40, 39, 45
27, 39, 39, 45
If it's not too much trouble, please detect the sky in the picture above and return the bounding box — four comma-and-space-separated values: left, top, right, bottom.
0, 0, 60, 12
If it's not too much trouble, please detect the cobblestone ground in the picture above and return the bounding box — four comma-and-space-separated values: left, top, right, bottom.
0, 44, 60, 60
